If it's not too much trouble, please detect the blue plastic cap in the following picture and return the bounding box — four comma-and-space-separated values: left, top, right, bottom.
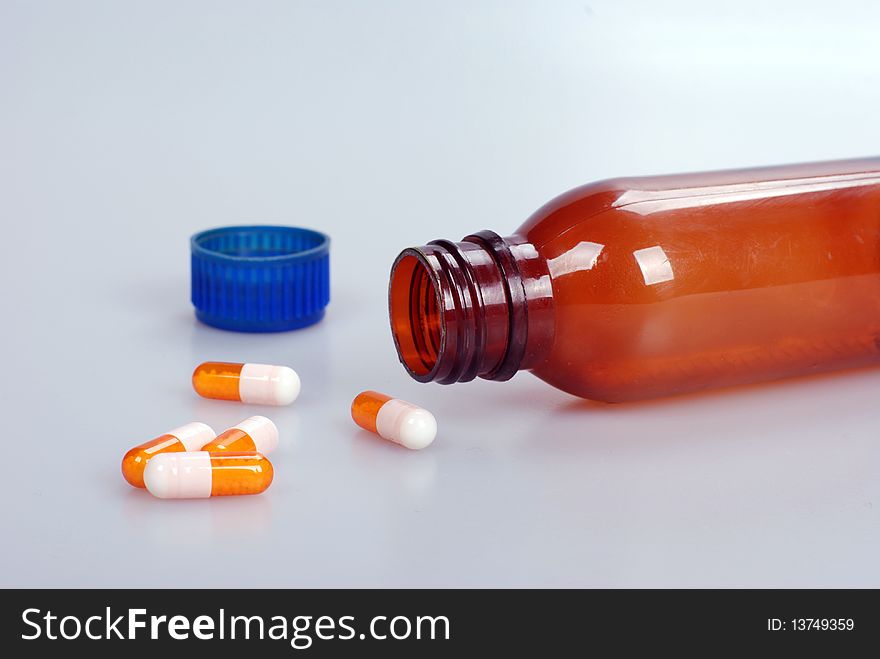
191, 225, 330, 332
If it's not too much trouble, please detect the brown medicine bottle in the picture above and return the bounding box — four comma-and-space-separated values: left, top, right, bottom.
388, 158, 880, 402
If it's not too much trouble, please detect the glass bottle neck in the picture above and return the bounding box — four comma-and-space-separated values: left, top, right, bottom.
388, 230, 554, 384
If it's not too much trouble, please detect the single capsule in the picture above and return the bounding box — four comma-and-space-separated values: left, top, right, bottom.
200, 415, 279, 454
144, 451, 274, 499
121, 422, 216, 489
351, 391, 437, 450
192, 361, 300, 406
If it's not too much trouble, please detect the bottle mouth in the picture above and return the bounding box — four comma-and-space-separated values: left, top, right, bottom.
389, 250, 444, 380
389, 232, 545, 384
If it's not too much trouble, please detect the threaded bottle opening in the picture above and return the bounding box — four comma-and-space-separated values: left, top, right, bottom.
389, 251, 444, 379
389, 233, 544, 384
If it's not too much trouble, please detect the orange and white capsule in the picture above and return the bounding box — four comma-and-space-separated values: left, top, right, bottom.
121, 422, 216, 489
144, 451, 274, 499
351, 391, 437, 450
192, 361, 300, 406
200, 415, 279, 454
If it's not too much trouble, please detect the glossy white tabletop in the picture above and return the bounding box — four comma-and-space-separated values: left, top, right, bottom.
1, 0, 877, 587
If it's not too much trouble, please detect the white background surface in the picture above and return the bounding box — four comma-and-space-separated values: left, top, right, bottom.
1, 0, 878, 587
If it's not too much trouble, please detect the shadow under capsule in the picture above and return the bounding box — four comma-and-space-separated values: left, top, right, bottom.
348, 427, 439, 497
121, 485, 274, 541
